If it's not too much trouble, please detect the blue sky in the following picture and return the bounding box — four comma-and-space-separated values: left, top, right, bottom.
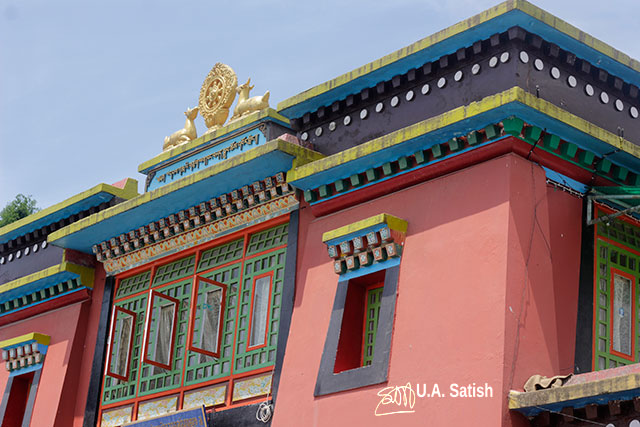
1, 0, 639, 211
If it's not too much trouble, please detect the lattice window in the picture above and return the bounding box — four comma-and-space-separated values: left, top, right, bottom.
102, 293, 148, 405
116, 271, 151, 299
233, 248, 286, 374
594, 217, 640, 370
362, 286, 383, 366
184, 262, 240, 386
153, 256, 195, 286
138, 280, 191, 397
246, 224, 288, 255
101, 221, 289, 414
197, 239, 244, 272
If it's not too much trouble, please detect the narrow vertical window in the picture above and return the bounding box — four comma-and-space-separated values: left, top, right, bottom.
362, 285, 383, 366
189, 277, 227, 358
107, 306, 136, 381
143, 290, 179, 371
248, 274, 272, 349
611, 271, 634, 357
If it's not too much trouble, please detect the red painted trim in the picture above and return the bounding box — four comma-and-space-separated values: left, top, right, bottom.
309, 137, 617, 217
608, 267, 636, 361
142, 289, 180, 371
246, 271, 274, 352
188, 277, 227, 358
106, 306, 137, 382
0, 289, 90, 327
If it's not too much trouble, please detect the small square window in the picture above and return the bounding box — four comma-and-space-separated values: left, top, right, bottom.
143, 290, 180, 371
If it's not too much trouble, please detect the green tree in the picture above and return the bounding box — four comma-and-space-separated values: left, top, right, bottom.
0, 194, 40, 227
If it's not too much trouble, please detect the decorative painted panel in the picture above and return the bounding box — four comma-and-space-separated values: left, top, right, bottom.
182, 383, 227, 409
137, 395, 178, 420
232, 373, 272, 402
101, 405, 133, 427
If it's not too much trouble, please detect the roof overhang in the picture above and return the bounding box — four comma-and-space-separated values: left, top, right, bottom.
49, 139, 323, 253
285, 87, 640, 191
0, 179, 138, 245
510, 365, 640, 417
277, 0, 640, 119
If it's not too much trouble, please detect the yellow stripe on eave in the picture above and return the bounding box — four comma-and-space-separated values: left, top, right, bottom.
277, 1, 512, 112
322, 214, 408, 242
0, 333, 51, 349
277, 0, 640, 113
515, 0, 640, 73
138, 108, 292, 173
0, 179, 139, 238
50, 139, 324, 242
286, 87, 640, 183
508, 373, 640, 409
0, 262, 95, 295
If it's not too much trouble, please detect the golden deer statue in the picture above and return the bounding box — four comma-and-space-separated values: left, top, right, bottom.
230, 78, 270, 121
163, 107, 199, 151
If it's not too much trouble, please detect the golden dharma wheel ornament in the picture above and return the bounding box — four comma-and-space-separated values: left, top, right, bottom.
199, 63, 238, 134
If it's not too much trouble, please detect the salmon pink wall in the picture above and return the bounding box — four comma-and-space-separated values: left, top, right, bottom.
0, 264, 108, 427
273, 154, 582, 427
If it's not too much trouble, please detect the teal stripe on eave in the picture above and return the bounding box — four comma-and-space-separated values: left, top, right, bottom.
53, 150, 299, 254
288, 101, 640, 191
0, 192, 116, 245
0, 271, 79, 303
279, 9, 640, 119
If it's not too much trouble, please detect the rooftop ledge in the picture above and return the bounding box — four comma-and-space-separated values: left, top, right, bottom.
285, 87, 640, 191
0, 179, 138, 246
138, 108, 290, 174
509, 364, 640, 417
277, 0, 640, 119
49, 139, 323, 254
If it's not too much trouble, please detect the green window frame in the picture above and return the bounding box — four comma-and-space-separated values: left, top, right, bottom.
593, 210, 640, 371
362, 285, 383, 366
100, 221, 289, 414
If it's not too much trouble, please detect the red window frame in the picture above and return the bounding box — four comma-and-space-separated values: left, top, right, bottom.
609, 267, 636, 361
106, 306, 137, 382
188, 276, 227, 358
142, 289, 180, 371
246, 272, 274, 352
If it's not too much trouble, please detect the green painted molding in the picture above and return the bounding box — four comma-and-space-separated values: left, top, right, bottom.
0, 332, 51, 349
286, 87, 640, 183
49, 139, 323, 244
277, 0, 640, 114
509, 373, 640, 410
322, 213, 408, 242
0, 261, 95, 296
0, 178, 139, 240
138, 108, 291, 173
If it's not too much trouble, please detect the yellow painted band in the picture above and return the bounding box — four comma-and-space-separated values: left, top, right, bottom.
286, 86, 640, 183
322, 213, 408, 242
0, 261, 95, 296
138, 108, 291, 173
508, 373, 640, 409
0, 332, 51, 349
0, 178, 139, 239
277, 0, 640, 113
49, 139, 324, 243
